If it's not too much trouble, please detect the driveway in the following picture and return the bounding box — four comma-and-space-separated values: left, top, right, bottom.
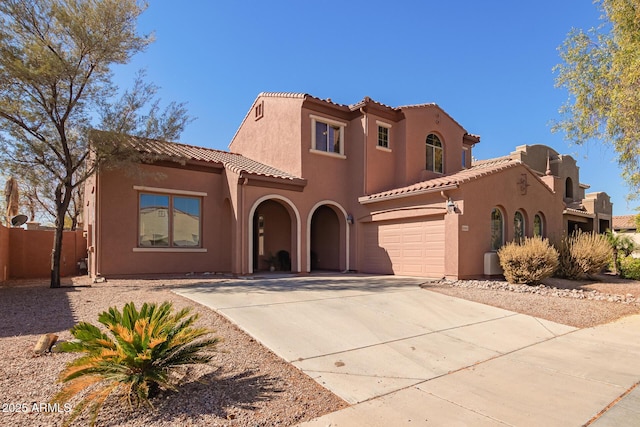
175, 274, 640, 426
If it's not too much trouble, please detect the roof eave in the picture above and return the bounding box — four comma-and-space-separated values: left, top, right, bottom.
359, 183, 458, 205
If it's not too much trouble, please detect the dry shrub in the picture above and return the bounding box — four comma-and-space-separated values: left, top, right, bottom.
556, 231, 611, 279
497, 236, 559, 285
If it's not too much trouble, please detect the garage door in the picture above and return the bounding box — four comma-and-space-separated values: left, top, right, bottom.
361, 217, 445, 277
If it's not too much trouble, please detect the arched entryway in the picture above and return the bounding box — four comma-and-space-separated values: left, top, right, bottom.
248, 195, 301, 274
307, 201, 349, 273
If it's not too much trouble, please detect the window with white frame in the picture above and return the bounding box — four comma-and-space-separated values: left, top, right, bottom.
311, 115, 345, 156
377, 122, 390, 149
426, 133, 443, 173
139, 193, 201, 248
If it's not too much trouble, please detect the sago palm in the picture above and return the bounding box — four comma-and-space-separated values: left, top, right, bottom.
52, 301, 219, 426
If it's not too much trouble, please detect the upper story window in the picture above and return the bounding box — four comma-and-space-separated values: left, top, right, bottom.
426, 134, 443, 173
139, 193, 201, 248
565, 177, 574, 199
377, 122, 391, 150
462, 147, 469, 169
310, 115, 346, 157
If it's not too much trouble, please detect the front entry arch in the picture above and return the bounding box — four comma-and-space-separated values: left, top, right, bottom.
307, 201, 349, 273
248, 195, 301, 274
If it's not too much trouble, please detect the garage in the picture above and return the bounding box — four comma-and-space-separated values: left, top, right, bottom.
361, 216, 445, 277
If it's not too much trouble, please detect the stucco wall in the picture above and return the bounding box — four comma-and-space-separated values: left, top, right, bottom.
229, 95, 304, 177
8, 228, 86, 279
0, 223, 9, 281
94, 164, 232, 277
455, 165, 564, 278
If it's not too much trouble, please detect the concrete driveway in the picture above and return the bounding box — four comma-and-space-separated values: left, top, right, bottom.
175, 274, 640, 426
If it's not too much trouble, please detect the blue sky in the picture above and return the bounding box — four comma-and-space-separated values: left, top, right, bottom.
112, 0, 636, 215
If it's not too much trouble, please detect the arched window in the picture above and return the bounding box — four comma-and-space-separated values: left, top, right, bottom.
565, 177, 573, 199
514, 211, 525, 242
533, 213, 544, 237
426, 134, 443, 173
491, 208, 504, 251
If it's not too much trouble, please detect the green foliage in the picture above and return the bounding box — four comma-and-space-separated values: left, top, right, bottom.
497, 236, 559, 285
605, 229, 636, 274
556, 231, 611, 279
0, 0, 191, 286
619, 256, 640, 280
52, 301, 219, 426
554, 0, 640, 200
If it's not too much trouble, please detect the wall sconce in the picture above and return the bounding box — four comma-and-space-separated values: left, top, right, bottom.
446, 198, 458, 214
346, 214, 354, 225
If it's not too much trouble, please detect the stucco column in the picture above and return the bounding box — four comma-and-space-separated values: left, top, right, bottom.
443, 210, 460, 280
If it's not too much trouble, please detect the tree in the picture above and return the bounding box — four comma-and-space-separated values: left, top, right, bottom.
554, 0, 640, 199
605, 228, 636, 274
0, 0, 191, 287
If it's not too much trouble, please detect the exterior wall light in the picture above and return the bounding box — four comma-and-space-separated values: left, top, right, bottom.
346, 214, 354, 224
446, 199, 458, 214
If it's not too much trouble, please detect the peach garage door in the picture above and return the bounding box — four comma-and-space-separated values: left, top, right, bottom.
361, 217, 445, 277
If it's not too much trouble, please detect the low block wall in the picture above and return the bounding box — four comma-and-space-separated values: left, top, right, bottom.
1, 227, 87, 280
0, 224, 9, 281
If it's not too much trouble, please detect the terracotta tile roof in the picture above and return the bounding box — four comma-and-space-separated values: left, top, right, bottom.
613, 215, 637, 230
95, 131, 303, 181
563, 207, 595, 218
359, 157, 524, 204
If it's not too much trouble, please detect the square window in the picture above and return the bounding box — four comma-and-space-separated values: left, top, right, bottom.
139, 193, 201, 248
378, 125, 389, 148
311, 116, 346, 156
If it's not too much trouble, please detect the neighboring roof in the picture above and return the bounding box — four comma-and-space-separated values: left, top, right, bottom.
563, 207, 595, 218
92, 131, 303, 182
359, 157, 536, 204
613, 215, 638, 230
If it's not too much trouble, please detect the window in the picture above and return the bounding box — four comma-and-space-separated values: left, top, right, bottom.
377, 123, 390, 148
462, 147, 469, 169
565, 177, 573, 199
139, 193, 201, 247
426, 134, 443, 173
514, 211, 525, 242
491, 208, 504, 251
311, 115, 345, 156
533, 213, 544, 237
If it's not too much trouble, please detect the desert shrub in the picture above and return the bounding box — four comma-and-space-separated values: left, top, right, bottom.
497, 236, 559, 285
605, 230, 636, 274
556, 231, 611, 279
619, 256, 640, 280
52, 301, 220, 426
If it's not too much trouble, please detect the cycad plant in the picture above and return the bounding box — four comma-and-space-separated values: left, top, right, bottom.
52, 301, 220, 426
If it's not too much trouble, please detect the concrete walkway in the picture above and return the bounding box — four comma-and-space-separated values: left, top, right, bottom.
174, 274, 640, 426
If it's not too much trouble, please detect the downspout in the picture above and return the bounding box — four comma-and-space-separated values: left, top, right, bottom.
240, 176, 249, 274
360, 107, 368, 195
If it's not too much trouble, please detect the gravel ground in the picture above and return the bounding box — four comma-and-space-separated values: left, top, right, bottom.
422, 273, 640, 328
0, 276, 347, 427
2, 273, 639, 427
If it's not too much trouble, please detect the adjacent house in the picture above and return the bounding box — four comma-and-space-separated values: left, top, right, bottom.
84, 93, 612, 279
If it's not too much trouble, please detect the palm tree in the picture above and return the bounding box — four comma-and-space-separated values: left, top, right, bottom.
606, 229, 636, 275
53, 301, 219, 426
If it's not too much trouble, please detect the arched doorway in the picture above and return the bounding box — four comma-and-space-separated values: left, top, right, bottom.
309, 204, 343, 272
251, 198, 296, 272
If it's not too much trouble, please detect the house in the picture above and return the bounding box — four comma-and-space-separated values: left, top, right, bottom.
613, 215, 640, 257
84, 93, 612, 279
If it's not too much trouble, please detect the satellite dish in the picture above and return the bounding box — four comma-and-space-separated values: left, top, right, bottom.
11, 214, 28, 227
